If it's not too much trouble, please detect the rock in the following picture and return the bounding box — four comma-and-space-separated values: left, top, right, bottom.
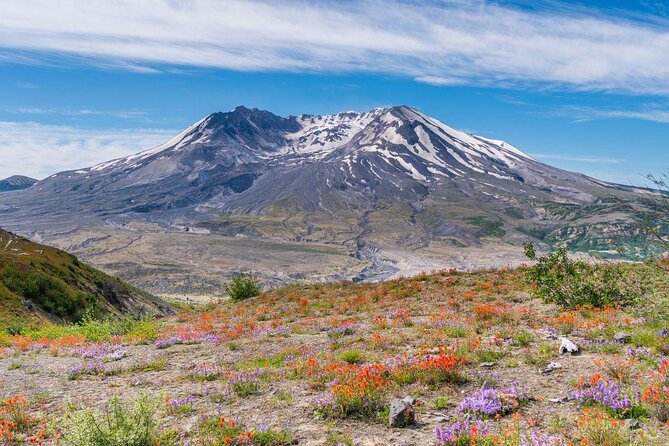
624, 418, 640, 430
389, 399, 416, 428
480, 362, 496, 368
548, 396, 568, 403
559, 337, 579, 355
614, 332, 632, 343
541, 362, 562, 374
402, 396, 417, 406
22, 300, 35, 311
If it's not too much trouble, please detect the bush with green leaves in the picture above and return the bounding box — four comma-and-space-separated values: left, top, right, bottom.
523, 243, 641, 309
224, 272, 262, 300
60, 394, 160, 446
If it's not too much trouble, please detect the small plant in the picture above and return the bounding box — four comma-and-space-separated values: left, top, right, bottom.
429, 396, 450, 410
193, 416, 291, 446
224, 272, 262, 301
164, 395, 195, 416
523, 342, 555, 366
61, 394, 160, 446
225, 369, 263, 398
325, 430, 356, 446
512, 330, 533, 347
475, 348, 505, 364
435, 419, 491, 445
339, 350, 363, 364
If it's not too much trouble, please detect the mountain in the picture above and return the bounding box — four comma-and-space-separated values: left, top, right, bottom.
0, 175, 37, 192
0, 106, 651, 294
0, 227, 173, 327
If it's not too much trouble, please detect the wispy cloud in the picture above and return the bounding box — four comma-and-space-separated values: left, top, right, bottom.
564, 106, 669, 124
0, 121, 176, 179
1, 1, 669, 95
5, 107, 149, 120
15, 81, 38, 89
531, 153, 625, 164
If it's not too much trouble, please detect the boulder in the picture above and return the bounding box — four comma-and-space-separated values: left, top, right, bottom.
559, 337, 579, 355
614, 332, 632, 343
389, 399, 416, 428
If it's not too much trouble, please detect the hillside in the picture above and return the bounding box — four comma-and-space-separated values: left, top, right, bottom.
1, 265, 669, 445
0, 175, 37, 192
0, 106, 653, 296
0, 228, 173, 328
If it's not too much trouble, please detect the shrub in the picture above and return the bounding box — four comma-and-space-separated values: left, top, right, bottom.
523, 244, 640, 309
224, 272, 262, 300
60, 394, 160, 446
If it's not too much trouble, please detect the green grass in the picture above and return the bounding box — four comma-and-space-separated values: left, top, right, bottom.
464, 216, 506, 238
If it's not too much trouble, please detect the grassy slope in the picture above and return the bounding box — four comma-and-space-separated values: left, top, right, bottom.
0, 228, 172, 328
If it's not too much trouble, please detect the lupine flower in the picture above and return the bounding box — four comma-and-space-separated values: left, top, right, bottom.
625, 347, 651, 359
571, 379, 632, 413
68, 362, 106, 379
457, 383, 527, 417
75, 344, 127, 361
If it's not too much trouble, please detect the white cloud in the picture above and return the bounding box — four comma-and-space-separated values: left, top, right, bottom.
531, 153, 625, 164
0, 121, 176, 179
546, 105, 669, 124
1, 0, 669, 95
578, 109, 669, 124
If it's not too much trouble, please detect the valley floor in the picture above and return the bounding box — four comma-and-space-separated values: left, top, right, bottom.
2, 268, 669, 445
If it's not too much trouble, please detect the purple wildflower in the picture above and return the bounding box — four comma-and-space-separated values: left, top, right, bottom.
435, 419, 490, 445
570, 379, 632, 413
457, 383, 527, 417
68, 361, 106, 379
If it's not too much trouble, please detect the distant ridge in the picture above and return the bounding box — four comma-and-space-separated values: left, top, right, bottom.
0, 175, 37, 192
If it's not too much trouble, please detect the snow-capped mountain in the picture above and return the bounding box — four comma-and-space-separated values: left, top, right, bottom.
29, 105, 607, 210
0, 106, 647, 278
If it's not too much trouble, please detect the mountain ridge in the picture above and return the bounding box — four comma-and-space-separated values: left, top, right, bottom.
0, 105, 651, 294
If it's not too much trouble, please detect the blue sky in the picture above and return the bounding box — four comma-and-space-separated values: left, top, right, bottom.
0, 0, 668, 184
